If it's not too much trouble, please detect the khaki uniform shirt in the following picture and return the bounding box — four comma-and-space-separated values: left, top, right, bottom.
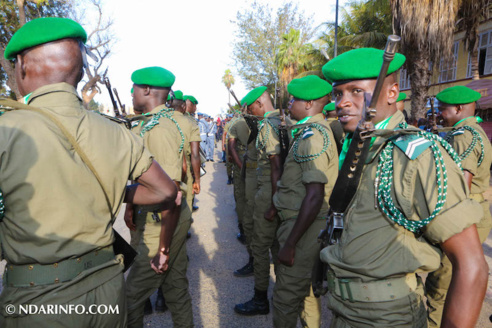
0, 83, 153, 265
133, 105, 183, 182
228, 117, 250, 160
173, 111, 201, 185
321, 110, 482, 281
273, 113, 338, 217
448, 117, 492, 194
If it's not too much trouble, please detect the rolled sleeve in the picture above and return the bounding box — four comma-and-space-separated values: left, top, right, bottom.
299, 135, 331, 185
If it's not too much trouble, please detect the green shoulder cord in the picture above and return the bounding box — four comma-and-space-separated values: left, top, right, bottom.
445, 126, 485, 167
292, 123, 331, 163
256, 118, 279, 151
140, 108, 185, 153
375, 122, 461, 233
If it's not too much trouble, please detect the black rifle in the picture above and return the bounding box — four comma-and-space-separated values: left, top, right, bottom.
276, 88, 290, 163
113, 88, 127, 116
104, 77, 121, 117
312, 35, 401, 297
229, 89, 258, 179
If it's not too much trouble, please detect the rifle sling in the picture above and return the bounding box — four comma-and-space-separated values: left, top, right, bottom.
329, 128, 372, 214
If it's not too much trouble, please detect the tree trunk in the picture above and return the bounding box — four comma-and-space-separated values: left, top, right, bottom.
0, 47, 21, 99
16, 0, 26, 25
407, 48, 431, 121
471, 49, 480, 80
81, 88, 98, 108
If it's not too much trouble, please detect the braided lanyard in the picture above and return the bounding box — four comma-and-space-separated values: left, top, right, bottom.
291, 123, 331, 163
445, 126, 485, 167
140, 108, 185, 153
256, 118, 280, 150
375, 122, 461, 233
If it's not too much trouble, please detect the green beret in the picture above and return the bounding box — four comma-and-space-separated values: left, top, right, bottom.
131, 87, 134, 94
173, 90, 184, 100
322, 48, 406, 84
436, 86, 481, 105
323, 102, 336, 114
5, 17, 87, 60
131, 66, 175, 88
184, 95, 198, 104
241, 86, 267, 106
397, 93, 407, 102
287, 75, 332, 100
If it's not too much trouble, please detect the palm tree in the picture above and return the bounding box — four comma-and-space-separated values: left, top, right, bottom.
391, 0, 459, 120
222, 69, 235, 104
456, 0, 491, 80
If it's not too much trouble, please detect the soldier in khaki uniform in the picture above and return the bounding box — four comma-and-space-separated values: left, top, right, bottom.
172, 91, 202, 212
321, 48, 488, 327
125, 67, 193, 328
271, 75, 336, 328
0, 18, 177, 327
229, 114, 258, 276
235, 86, 288, 315
222, 115, 234, 185
227, 116, 256, 277
425, 86, 492, 327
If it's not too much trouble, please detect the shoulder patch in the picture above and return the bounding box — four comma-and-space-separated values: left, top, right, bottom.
302, 127, 314, 139
391, 134, 432, 160
450, 128, 465, 136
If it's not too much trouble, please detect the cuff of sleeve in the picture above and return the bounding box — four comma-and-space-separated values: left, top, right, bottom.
302, 170, 328, 185
424, 198, 483, 244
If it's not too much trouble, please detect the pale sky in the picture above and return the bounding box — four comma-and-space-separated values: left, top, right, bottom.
89, 0, 348, 117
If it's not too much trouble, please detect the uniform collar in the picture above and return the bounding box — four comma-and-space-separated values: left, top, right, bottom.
366, 110, 405, 163
28, 82, 83, 116
454, 116, 477, 128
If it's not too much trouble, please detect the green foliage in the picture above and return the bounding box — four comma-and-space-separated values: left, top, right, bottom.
231, 1, 313, 90
87, 98, 102, 112
222, 69, 235, 89
0, 0, 73, 95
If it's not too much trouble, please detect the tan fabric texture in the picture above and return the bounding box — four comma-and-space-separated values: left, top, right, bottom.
320, 110, 482, 326
0, 83, 153, 265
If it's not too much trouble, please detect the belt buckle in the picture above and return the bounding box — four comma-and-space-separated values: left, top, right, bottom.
338, 278, 355, 303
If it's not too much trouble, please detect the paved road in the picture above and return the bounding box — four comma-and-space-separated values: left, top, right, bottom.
1, 144, 491, 327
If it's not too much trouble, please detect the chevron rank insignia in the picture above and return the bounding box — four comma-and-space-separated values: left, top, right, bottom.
450, 128, 465, 136
391, 134, 432, 160
302, 127, 314, 139
131, 120, 140, 128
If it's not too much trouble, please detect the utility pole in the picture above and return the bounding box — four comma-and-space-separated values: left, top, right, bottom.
334, 0, 339, 58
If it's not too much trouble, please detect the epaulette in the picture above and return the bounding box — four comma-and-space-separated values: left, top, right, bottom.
391, 134, 432, 160
301, 127, 314, 139
131, 120, 140, 129
450, 129, 465, 136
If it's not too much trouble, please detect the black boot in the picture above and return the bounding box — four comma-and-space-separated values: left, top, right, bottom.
155, 289, 168, 313
236, 224, 246, 245
144, 297, 153, 315
234, 288, 269, 315
227, 175, 233, 185
234, 257, 254, 277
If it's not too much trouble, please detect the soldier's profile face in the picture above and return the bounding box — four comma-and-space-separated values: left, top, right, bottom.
288, 97, 306, 121
333, 79, 376, 133
439, 104, 458, 127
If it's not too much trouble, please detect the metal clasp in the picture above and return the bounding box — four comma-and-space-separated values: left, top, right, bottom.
338, 278, 355, 302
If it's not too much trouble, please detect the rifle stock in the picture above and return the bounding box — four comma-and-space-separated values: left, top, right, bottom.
276, 87, 289, 163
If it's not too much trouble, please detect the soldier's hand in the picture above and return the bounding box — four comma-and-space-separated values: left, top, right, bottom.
151, 248, 170, 273
264, 205, 277, 222
278, 244, 295, 267
124, 204, 136, 231
193, 182, 201, 195
175, 191, 182, 206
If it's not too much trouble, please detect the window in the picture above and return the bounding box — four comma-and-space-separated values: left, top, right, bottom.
439, 41, 459, 83
399, 68, 411, 90
468, 30, 492, 77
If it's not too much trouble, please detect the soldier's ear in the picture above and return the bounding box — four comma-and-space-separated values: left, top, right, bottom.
387, 82, 399, 105
456, 105, 463, 114
16, 54, 27, 79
